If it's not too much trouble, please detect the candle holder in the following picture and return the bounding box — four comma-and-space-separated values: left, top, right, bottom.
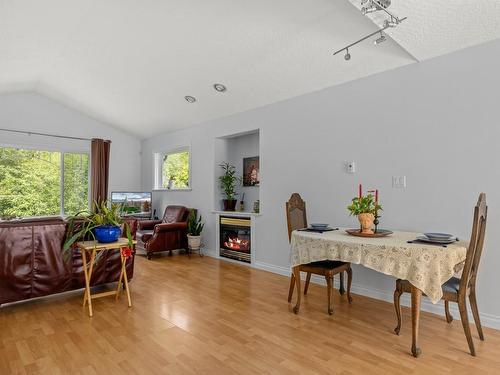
374, 212, 381, 233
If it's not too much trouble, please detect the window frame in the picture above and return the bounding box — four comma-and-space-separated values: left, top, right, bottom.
153, 145, 192, 191
0, 142, 91, 218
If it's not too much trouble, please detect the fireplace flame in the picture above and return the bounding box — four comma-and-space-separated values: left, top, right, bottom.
224, 237, 249, 251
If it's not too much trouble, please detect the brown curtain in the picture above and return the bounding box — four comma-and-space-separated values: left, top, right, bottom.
91, 138, 111, 205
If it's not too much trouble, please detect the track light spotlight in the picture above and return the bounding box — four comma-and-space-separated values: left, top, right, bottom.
374, 33, 386, 45
184, 96, 196, 103
344, 49, 351, 61
383, 19, 397, 28
361, 6, 377, 15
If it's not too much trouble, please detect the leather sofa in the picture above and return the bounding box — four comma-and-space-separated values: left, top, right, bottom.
136, 205, 191, 259
0, 217, 136, 306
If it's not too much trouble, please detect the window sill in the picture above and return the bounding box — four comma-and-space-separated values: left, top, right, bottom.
153, 188, 192, 192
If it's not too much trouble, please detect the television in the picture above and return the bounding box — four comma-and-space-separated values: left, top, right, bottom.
111, 192, 152, 218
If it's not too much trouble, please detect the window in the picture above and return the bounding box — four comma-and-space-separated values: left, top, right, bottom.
0, 146, 89, 218
154, 147, 191, 190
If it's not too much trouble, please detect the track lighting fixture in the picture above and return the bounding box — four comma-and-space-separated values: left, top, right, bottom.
374, 32, 386, 45
332, 0, 406, 61
344, 49, 351, 61
184, 96, 196, 103
361, 6, 377, 15
383, 19, 398, 28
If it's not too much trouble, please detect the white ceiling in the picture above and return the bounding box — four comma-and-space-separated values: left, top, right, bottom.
0, 1, 498, 138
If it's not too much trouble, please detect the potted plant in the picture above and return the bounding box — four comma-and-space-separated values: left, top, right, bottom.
187, 210, 204, 251
218, 162, 242, 211
347, 188, 382, 234
63, 201, 133, 258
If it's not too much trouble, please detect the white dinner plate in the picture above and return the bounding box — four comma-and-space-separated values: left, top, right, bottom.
424, 232, 454, 240
311, 223, 329, 229
416, 236, 457, 244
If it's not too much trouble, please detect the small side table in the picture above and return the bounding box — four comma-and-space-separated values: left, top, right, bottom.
76, 238, 137, 317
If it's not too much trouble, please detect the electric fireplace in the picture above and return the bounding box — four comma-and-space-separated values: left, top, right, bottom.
219, 216, 251, 263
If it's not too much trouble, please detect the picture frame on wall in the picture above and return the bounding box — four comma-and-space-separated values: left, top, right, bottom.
243, 156, 259, 186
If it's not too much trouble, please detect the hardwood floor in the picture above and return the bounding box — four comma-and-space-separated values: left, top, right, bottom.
1, 255, 500, 374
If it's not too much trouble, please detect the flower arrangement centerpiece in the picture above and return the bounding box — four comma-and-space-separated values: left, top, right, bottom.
347, 185, 382, 234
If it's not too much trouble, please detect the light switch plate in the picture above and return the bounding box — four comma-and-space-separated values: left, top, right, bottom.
392, 176, 407, 189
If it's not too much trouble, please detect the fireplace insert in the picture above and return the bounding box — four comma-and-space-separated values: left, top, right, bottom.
219, 216, 251, 263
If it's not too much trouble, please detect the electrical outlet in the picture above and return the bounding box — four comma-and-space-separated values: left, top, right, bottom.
392, 176, 407, 189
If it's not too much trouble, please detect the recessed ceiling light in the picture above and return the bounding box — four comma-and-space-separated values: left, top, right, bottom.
213, 83, 227, 92
184, 96, 196, 103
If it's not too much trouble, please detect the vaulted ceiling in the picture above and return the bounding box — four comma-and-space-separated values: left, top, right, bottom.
0, 0, 499, 138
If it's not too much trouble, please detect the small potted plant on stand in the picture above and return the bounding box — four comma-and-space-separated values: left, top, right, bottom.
218, 162, 242, 211
63, 201, 133, 259
347, 185, 382, 235
187, 210, 205, 256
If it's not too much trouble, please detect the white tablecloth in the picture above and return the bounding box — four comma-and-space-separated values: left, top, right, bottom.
291, 229, 467, 303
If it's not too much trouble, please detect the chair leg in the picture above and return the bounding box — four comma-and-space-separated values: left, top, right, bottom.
445, 300, 454, 323
326, 275, 334, 315
339, 272, 345, 295
458, 297, 476, 356
346, 267, 353, 304
469, 289, 484, 341
304, 273, 312, 295
287, 273, 295, 303
394, 280, 403, 335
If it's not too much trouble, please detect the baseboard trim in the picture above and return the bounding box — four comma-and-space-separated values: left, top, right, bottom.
207, 253, 500, 330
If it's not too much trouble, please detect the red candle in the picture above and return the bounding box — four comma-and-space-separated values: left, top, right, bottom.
359, 184, 362, 199
375, 189, 379, 204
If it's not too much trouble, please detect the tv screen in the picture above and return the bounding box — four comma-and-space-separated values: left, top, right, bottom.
111, 192, 152, 218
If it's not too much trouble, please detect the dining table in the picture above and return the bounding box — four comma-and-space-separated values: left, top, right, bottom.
290, 228, 468, 357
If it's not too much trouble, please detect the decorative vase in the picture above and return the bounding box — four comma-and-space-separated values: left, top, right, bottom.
358, 213, 375, 234
223, 199, 237, 211
94, 225, 121, 243
187, 234, 201, 250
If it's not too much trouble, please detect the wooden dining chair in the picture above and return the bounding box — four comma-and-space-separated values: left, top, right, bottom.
286, 193, 353, 315
393, 193, 487, 356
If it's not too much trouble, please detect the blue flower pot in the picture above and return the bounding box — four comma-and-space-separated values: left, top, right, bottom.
94, 225, 121, 243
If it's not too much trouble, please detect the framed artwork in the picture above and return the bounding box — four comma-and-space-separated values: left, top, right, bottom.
243, 156, 259, 186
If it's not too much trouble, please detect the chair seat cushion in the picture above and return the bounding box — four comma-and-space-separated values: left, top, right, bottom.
307, 260, 347, 269
137, 230, 154, 243
442, 277, 461, 294
398, 276, 461, 295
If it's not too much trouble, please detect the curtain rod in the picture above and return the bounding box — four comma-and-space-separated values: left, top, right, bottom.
0, 128, 92, 141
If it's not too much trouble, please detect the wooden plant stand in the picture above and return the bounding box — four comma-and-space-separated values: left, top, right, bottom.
76, 238, 136, 317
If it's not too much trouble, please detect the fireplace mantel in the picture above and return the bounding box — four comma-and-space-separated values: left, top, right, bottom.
211, 210, 261, 217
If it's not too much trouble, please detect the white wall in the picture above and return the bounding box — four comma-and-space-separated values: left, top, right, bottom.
142, 38, 500, 327
0, 92, 142, 195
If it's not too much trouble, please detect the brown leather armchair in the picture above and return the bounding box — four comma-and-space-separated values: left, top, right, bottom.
136, 205, 191, 259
